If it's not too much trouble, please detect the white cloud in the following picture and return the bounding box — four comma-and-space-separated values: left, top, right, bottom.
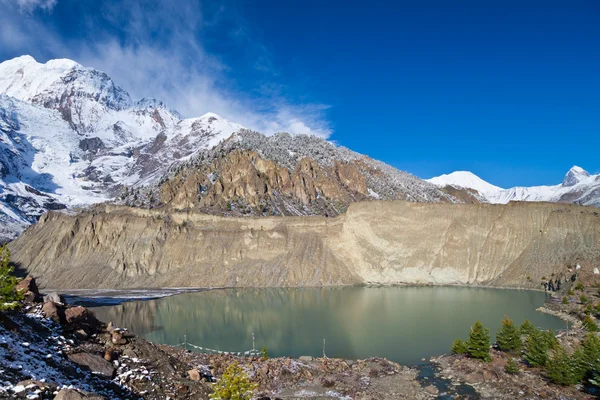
0, 0, 333, 138
12, 0, 56, 12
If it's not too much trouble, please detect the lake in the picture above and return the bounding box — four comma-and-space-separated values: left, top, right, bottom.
88, 286, 565, 365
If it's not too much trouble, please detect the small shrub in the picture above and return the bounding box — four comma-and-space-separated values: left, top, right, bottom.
586, 304, 594, 315
562, 296, 569, 305
505, 358, 520, 374
584, 315, 598, 332
451, 339, 468, 355
569, 289, 575, 296
467, 321, 491, 361
210, 362, 257, 400
581, 295, 589, 304
576, 282, 585, 291
260, 346, 269, 360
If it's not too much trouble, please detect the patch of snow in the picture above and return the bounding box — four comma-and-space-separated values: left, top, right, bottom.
426, 171, 504, 196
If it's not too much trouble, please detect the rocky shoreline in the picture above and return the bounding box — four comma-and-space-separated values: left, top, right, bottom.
0, 277, 446, 399
2, 275, 599, 399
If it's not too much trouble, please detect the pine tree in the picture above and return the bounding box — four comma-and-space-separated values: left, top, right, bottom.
261, 346, 269, 360
505, 358, 520, 374
575, 333, 600, 383
210, 362, 257, 400
524, 327, 550, 367
451, 339, 467, 355
496, 315, 522, 352
466, 321, 491, 361
0, 245, 22, 311
520, 319, 535, 336
546, 347, 579, 385
542, 329, 559, 351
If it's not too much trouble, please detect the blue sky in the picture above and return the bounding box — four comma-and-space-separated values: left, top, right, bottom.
0, 0, 598, 187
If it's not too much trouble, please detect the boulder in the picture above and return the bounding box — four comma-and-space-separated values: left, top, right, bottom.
54, 389, 106, 400
187, 368, 201, 381
111, 330, 126, 345
44, 292, 64, 304
16, 275, 38, 294
67, 352, 115, 378
64, 306, 100, 334
16, 276, 41, 303
104, 348, 118, 362
42, 301, 65, 324
299, 356, 313, 362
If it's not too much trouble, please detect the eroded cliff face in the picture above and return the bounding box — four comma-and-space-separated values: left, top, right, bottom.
158, 150, 369, 217
8, 201, 600, 290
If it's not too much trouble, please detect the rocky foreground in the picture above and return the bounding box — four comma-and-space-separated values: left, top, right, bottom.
0, 277, 438, 399
3, 275, 600, 399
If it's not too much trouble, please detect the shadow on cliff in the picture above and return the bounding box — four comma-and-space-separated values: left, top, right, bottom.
10, 260, 28, 279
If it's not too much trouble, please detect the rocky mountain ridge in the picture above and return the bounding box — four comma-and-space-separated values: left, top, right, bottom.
123, 130, 460, 217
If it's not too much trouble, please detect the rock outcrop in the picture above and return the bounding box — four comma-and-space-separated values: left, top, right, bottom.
8, 201, 600, 289
127, 131, 470, 218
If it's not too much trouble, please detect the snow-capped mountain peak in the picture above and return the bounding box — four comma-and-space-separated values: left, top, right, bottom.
426, 170, 504, 196
0, 55, 80, 102
428, 167, 600, 208
0, 55, 249, 241
562, 165, 590, 187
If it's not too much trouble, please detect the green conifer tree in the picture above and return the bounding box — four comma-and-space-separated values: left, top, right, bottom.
466, 321, 491, 361
505, 358, 520, 374
546, 347, 579, 386
210, 362, 257, 400
451, 339, 467, 355
520, 319, 535, 336
524, 327, 550, 367
496, 315, 522, 352
0, 245, 23, 311
542, 329, 559, 351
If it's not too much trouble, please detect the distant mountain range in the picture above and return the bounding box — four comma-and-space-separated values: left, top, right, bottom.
427, 166, 600, 206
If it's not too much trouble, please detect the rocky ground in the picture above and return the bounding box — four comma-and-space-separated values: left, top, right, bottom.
4, 274, 600, 399
0, 277, 437, 399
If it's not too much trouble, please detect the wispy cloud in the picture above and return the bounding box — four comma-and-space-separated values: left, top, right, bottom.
11, 0, 57, 12
0, 0, 332, 138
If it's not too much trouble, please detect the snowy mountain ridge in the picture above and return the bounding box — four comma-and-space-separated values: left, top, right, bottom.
0, 55, 245, 241
0, 55, 455, 242
427, 166, 600, 207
